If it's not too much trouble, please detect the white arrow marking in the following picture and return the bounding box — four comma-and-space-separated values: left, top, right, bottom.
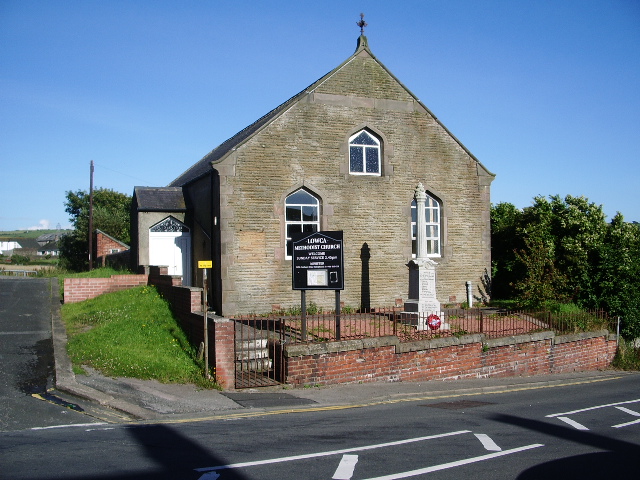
195, 430, 470, 473
546, 398, 640, 417
359, 444, 544, 480
556, 416, 589, 430
474, 433, 501, 451
332, 454, 358, 479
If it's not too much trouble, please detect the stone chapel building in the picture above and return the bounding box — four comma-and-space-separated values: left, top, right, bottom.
131, 32, 495, 316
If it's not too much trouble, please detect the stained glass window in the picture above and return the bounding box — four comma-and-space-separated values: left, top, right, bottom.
285, 189, 320, 258
411, 195, 441, 257
349, 130, 381, 175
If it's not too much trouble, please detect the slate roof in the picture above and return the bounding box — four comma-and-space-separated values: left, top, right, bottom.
168, 34, 494, 188
13, 238, 40, 250
134, 187, 186, 212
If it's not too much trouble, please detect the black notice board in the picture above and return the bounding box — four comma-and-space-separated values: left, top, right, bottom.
291, 231, 344, 290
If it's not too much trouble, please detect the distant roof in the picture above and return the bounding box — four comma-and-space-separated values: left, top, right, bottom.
36, 233, 61, 242
13, 238, 40, 250
134, 187, 186, 212
38, 241, 60, 252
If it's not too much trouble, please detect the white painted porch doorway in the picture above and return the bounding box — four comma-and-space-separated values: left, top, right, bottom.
149, 217, 191, 286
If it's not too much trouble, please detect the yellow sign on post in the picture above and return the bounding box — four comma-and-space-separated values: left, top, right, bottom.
198, 260, 213, 269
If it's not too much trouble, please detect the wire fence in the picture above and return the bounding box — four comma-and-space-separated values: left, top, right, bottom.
233, 307, 613, 345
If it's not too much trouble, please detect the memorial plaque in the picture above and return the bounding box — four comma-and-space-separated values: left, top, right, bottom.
292, 231, 344, 290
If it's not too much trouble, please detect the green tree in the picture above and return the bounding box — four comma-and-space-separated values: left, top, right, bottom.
597, 214, 640, 339
491, 195, 640, 338
512, 234, 567, 308
59, 188, 132, 271
490, 202, 523, 299
515, 195, 607, 308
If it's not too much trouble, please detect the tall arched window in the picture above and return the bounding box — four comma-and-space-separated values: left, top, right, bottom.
411, 194, 441, 257
285, 189, 320, 258
349, 130, 381, 175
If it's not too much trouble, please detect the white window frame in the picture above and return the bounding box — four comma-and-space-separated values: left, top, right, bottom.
349, 130, 381, 176
285, 189, 320, 259
411, 194, 441, 257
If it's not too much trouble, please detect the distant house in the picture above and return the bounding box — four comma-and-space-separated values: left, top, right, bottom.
12, 238, 40, 257
0, 241, 22, 256
36, 232, 65, 247
37, 241, 60, 256
95, 229, 130, 268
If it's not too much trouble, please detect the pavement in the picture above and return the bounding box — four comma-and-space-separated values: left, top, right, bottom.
49, 286, 637, 424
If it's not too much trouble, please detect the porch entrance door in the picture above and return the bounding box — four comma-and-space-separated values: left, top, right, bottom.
149, 217, 191, 286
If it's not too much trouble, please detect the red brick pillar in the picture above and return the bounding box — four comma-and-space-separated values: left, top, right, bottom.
212, 318, 235, 390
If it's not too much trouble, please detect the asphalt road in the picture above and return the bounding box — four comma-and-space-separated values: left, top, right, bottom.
1, 276, 639, 479
1, 372, 639, 479
0, 277, 92, 431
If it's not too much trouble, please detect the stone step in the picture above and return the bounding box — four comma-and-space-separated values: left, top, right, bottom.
235, 338, 268, 350
236, 348, 270, 361
236, 357, 273, 372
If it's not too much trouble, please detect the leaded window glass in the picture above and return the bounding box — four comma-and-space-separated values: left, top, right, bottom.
285, 189, 320, 258
349, 130, 381, 175
411, 195, 441, 257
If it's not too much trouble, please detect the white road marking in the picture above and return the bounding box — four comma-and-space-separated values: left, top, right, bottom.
612, 406, 640, 427
332, 454, 359, 480
612, 419, 640, 428
194, 430, 471, 473
31, 423, 108, 430
359, 444, 544, 480
546, 398, 640, 417
615, 406, 640, 417
474, 433, 502, 451
556, 416, 589, 430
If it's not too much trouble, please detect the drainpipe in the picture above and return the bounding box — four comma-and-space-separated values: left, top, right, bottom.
466, 281, 473, 308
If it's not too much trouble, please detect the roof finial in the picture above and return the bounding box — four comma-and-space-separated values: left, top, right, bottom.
357, 13, 367, 35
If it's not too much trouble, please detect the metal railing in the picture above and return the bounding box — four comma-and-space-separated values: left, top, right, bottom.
233, 307, 613, 345
0, 269, 37, 277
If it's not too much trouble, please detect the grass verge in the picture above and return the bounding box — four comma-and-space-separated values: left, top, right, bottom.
61, 284, 218, 389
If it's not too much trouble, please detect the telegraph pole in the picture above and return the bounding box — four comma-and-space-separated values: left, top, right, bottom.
88, 160, 94, 270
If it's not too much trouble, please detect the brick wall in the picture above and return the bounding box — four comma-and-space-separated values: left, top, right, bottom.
63, 274, 149, 303
60, 269, 618, 390
61, 267, 236, 388
282, 330, 617, 387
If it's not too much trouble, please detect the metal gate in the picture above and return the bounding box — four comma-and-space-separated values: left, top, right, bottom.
234, 318, 285, 388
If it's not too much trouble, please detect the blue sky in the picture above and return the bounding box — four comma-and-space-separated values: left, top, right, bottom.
1, 0, 639, 231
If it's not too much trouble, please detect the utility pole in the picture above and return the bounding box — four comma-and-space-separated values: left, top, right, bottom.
88, 160, 94, 270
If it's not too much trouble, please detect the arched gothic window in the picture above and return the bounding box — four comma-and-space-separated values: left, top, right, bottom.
411, 194, 441, 257
285, 189, 320, 258
349, 130, 381, 175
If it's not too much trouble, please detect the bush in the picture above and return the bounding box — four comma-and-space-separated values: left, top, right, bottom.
10, 254, 30, 265
612, 338, 640, 370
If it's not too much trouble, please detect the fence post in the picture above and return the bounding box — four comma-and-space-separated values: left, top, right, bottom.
479, 310, 483, 333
